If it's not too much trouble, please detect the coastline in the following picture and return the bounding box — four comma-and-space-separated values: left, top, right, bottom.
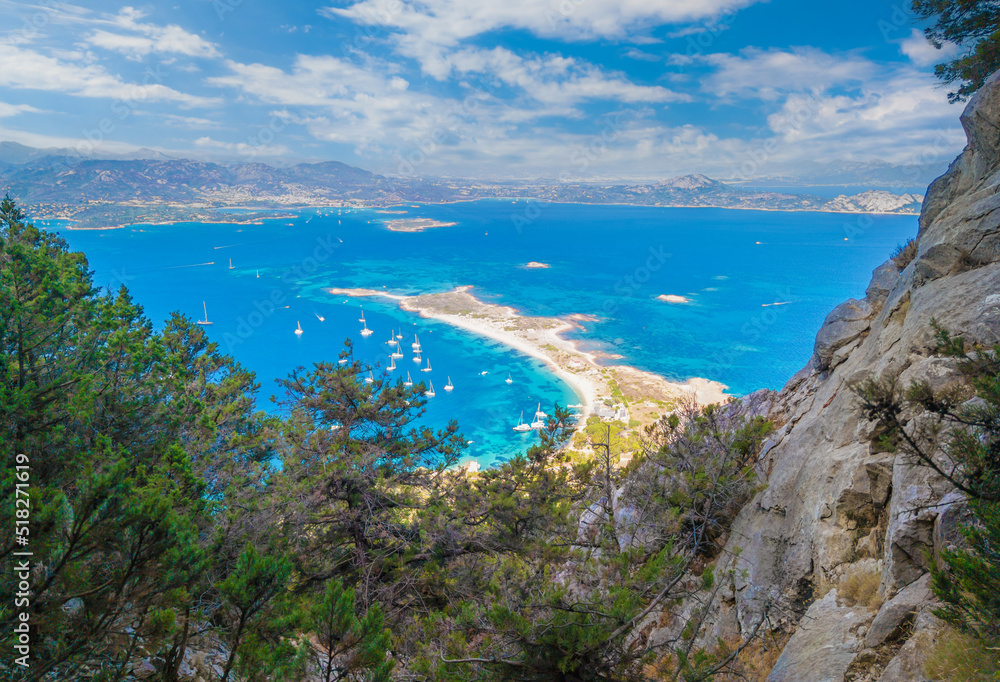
327, 285, 730, 434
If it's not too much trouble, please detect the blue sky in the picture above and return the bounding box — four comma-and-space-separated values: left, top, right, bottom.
0, 0, 970, 178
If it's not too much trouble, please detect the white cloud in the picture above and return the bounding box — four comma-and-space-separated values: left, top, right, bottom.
161, 113, 225, 129
326, 0, 758, 44
0, 43, 220, 107
194, 135, 290, 157
85, 7, 221, 59
700, 47, 875, 100
0, 102, 43, 118
899, 29, 958, 67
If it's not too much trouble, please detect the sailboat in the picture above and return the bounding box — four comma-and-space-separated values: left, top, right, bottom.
338, 357, 349, 364
530, 403, 546, 429
228, 258, 235, 270
197, 301, 213, 326
387, 356, 396, 371
359, 309, 366, 323
513, 411, 531, 432
505, 372, 513, 385
365, 371, 374, 384
256, 269, 260, 278
421, 358, 432, 373
424, 381, 435, 397
412, 354, 422, 363
444, 376, 454, 391
411, 334, 421, 351
403, 372, 413, 387
387, 335, 397, 346
391, 347, 403, 359
360, 320, 373, 337
395, 329, 404, 339
295, 321, 303, 336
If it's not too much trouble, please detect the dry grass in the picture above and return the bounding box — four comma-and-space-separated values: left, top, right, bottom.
891, 238, 918, 270
710, 631, 792, 682
924, 629, 1000, 681
838, 565, 883, 611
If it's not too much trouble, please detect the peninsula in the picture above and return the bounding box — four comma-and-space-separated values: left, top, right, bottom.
326, 285, 728, 430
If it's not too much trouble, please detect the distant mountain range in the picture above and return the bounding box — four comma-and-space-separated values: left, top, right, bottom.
0, 145, 928, 228
732, 159, 950, 188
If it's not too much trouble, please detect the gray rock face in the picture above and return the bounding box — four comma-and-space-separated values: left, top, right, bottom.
812, 298, 875, 371
766, 590, 871, 682
709, 70, 1000, 676
865, 573, 932, 648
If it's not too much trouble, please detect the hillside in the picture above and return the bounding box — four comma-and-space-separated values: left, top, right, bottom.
623, 71, 1000, 679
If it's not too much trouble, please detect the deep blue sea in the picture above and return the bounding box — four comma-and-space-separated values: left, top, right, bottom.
50, 201, 917, 467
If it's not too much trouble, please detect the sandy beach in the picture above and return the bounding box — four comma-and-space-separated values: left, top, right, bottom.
327, 285, 729, 432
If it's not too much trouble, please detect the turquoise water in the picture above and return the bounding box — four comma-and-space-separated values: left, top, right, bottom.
52, 201, 917, 467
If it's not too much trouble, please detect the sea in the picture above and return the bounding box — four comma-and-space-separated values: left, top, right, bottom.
49, 200, 918, 468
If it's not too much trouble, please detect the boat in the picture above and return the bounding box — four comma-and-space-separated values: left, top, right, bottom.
412, 354, 422, 364
480, 370, 489, 376
421, 359, 432, 373
425, 381, 435, 397
365, 371, 374, 384
338, 358, 349, 364
359, 309, 366, 323
530, 417, 545, 429
444, 377, 454, 391
295, 321, 303, 336
360, 320, 373, 337
403, 372, 413, 387
391, 348, 403, 359
316, 313, 325, 322
513, 411, 531, 432
228, 258, 235, 270
388, 356, 396, 371
395, 329, 403, 339
534, 403, 547, 420
387, 335, 397, 346
196, 301, 213, 326
568, 403, 583, 409
505, 372, 513, 384
256, 269, 259, 278
411, 334, 421, 351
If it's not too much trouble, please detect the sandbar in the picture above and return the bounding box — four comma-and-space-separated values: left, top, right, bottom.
524, 262, 551, 269
327, 285, 729, 434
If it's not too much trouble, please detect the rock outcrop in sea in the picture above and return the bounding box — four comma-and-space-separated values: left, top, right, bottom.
634, 70, 1000, 679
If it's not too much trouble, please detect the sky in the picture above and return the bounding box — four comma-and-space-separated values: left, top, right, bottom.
0, 0, 971, 179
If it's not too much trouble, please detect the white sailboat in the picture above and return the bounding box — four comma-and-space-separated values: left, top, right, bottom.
403, 372, 413, 387
387, 335, 397, 346
365, 371, 374, 384
513, 411, 531, 432
411, 334, 421, 351
412, 354, 422, 364
295, 321, 303, 336
316, 313, 325, 322
534, 403, 547, 420
425, 381, 435, 397
444, 376, 454, 391
229, 258, 235, 270
256, 269, 260, 278
197, 301, 213, 326
391, 348, 403, 359
388, 356, 396, 371
338, 358, 349, 364
359, 309, 366, 323
421, 358, 432, 373
395, 329, 403, 339
360, 320, 373, 337
505, 372, 513, 384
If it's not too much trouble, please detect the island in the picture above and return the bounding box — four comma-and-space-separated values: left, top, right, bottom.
384, 218, 457, 232
327, 285, 728, 430
656, 294, 692, 303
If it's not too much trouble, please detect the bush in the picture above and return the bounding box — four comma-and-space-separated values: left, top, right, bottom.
891, 238, 918, 270
838, 565, 883, 610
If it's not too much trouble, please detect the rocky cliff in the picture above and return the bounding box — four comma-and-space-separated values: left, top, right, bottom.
652, 71, 1000, 679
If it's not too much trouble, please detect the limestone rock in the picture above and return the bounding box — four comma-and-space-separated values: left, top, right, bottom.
767, 590, 871, 682
876, 610, 945, 682
864, 574, 932, 648
813, 299, 874, 371
865, 260, 901, 310
960, 70, 1000, 169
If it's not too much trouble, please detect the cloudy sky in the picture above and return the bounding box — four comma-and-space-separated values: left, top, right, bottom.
0, 0, 970, 178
